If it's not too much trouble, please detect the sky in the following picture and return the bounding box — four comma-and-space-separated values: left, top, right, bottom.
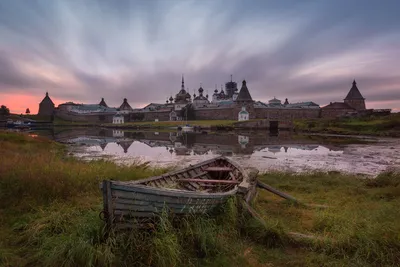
0, 0, 399, 114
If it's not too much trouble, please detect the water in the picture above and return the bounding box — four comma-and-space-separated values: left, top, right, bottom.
34, 128, 400, 176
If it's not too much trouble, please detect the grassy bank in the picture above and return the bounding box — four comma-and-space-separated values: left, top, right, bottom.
1, 131, 399, 266
295, 113, 400, 137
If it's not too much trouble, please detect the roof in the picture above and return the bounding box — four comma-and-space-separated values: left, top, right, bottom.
344, 80, 365, 100
217, 100, 234, 106
236, 80, 253, 102
71, 104, 117, 112
286, 101, 320, 108
40, 92, 54, 106
239, 110, 249, 114
322, 102, 355, 110
119, 98, 133, 110
99, 98, 108, 107
193, 95, 208, 101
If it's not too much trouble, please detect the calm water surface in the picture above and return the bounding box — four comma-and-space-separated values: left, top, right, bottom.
35, 128, 400, 176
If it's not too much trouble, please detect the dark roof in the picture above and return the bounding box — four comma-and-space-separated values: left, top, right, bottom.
99, 98, 108, 107
119, 98, 133, 110
322, 102, 355, 110
40, 92, 54, 105
344, 80, 365, 100
236, 80, 253, 102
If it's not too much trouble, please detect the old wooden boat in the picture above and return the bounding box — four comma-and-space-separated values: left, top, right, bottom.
101, 156, 253, 229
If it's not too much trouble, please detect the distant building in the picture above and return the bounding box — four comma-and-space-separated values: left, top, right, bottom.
192, 85, 210, 107
225, 75, 238, 98
268, 97, 282, 106
38, 92, 55, 116
321, 102, 355, 118
119, 98, 133, 114
113, 113, 124, 124
174, 75, 192, 111
238, 106, 249, 121
321, 80, 367, 118
344, 80, 366, 110
235, 80, 254, 104
99, 98, 108, 107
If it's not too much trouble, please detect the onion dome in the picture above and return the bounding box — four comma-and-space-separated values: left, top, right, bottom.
169, 96, 174, 102
198, 86, 204, 94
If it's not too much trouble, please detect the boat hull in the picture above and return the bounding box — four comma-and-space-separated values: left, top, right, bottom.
103, 181, 233, 229
101, 156, 249, 229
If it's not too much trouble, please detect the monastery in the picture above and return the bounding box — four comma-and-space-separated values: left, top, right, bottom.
38, 76, 386, 123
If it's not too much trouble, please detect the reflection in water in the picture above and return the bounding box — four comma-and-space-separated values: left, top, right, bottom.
32, 128, 399, 176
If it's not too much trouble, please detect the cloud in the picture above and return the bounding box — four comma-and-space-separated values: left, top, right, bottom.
0, 0, 400, 113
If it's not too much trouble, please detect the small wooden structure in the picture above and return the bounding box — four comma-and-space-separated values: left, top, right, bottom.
101, 156, 256, 229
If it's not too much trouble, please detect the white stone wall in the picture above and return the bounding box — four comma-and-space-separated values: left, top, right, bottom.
113, 116, 124, 124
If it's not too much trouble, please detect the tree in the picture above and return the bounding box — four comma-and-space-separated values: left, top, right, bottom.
26, 108, 30, 114
0, 105, 10, 115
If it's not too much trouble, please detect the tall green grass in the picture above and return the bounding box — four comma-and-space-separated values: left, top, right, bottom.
1, 131, 399, 266
0, 131, 283, 266
257, 171, 400, 266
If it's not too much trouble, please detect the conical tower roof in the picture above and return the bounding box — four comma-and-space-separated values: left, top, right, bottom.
40, 92, 54, 105
99, 98, 108, 107
344, 80, 365, 100
236, 80, 253, 102
119, 98, 133, 110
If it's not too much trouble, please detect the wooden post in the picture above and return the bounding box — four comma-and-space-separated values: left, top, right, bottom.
102, 180, 114, 228
257, 180, 299, 203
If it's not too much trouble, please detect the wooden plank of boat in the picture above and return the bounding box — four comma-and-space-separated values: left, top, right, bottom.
101, 156, 251, 229
112, 190, 228, 204
177, 179, 240, 184
202, 166, 233, 172
114, 199, 224, 210
111, 183, 236, 198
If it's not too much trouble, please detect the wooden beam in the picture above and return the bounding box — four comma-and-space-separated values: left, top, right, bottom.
177, 179, 240, 184
202, 167, 233, 172
257, 180, 299, 203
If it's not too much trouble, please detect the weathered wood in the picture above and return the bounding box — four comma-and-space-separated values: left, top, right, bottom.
103, 180, 114, 227
203, 167, 233, 172
101, 156, 250, 229
113, 191, 226, 205
177, 179, 240, 184
256, 180, 329, 209
244, 169, 259, 203
114, 204, 216, 215
114, 198, 225, 208
257, 180, 299, 203
111, 184, 235, 198
242, 200, 267, 227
